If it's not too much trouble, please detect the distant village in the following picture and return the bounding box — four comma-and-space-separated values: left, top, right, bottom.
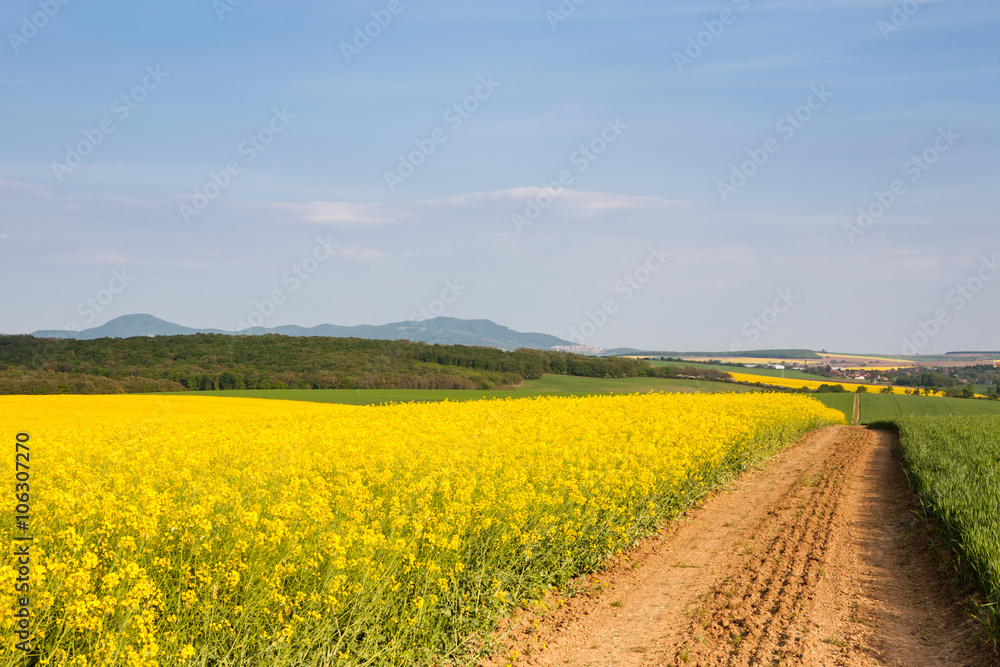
742, 362, 893, 384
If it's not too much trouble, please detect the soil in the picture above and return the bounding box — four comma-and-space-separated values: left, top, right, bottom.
481, 426, 998, 666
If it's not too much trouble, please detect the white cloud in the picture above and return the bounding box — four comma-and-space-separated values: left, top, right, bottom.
425, 187, 693, 216
302, 201, 396, 224
251, 188, 697, 226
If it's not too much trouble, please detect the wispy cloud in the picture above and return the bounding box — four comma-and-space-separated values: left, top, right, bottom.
427, 187, 692, 212
0, 179, 53, 199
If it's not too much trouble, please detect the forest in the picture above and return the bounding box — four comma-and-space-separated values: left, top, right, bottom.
0, 334, 690, 394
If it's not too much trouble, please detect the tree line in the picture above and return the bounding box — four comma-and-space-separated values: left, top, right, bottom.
0, 334, 685, 395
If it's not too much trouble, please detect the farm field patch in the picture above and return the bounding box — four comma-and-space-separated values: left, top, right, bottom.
678, 356, 821, 366
725, 372, 907, 394
816, 353, 913, 364
893, 416, 1000, 638
647, 360, 821, 381
677, 353, 913, 367
166, 375, 757, 405
811, 392, 857, 422
858, 392, 1000, 422
0, 393, 840, 665
813, 392, 1000, 423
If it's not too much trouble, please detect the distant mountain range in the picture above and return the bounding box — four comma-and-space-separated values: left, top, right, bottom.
29, 314, 581, 352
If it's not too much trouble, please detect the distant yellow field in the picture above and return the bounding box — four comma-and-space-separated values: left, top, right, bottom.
637, 354, 918, 369
683, 357, 819, 365
726, 372, 911, 395
817, 353, 912, 364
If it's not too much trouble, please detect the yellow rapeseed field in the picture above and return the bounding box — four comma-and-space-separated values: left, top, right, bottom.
726, 372, 912, 394
1, 393, 842, 666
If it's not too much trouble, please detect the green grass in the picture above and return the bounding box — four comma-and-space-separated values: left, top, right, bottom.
165, 375, 758, 405
893, 416, 1000, 639
166, 373, 1000, 419
811, 393, 857, 423
857, 392, 1000, 423
512, 375, 755, 394
811, 392, 1000, 424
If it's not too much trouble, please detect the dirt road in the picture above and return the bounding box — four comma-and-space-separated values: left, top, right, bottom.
484, 426, 996, 666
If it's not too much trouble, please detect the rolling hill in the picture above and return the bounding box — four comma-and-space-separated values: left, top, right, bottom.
30, 314, 577, 351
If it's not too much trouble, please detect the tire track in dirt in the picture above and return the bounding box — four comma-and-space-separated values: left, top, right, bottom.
798, 428, 991, 666
665, 429, 856, 665
482, 426, 998, 667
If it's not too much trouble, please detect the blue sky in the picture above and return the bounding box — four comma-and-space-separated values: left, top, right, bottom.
1, 0, 998, 353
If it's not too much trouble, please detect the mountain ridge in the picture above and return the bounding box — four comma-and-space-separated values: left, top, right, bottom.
29, 314, 582, 352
